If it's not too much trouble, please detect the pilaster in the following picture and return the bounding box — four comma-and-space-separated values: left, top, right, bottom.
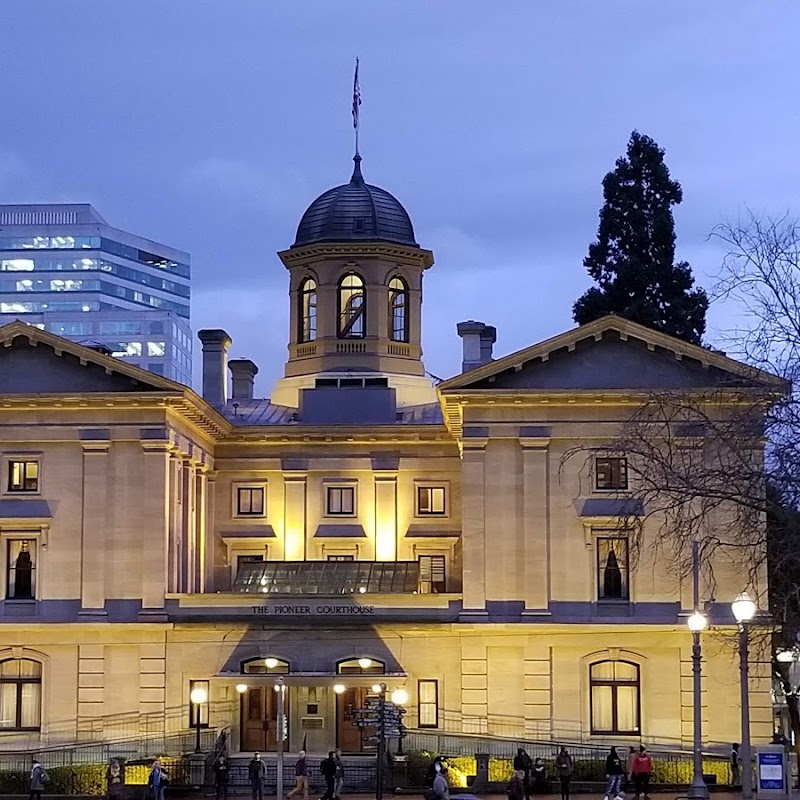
374, 475, 398, 561
283, 476, 307, 561
140, 443, 170, 616
461, 437, 488, 613
520, 434, 551, 614
79, 436, 110, 617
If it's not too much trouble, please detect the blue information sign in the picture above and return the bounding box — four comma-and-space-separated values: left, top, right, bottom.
758, 751, 785, 791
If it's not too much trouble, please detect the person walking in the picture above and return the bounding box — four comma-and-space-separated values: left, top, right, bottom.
513, 748, 533, 800
29, 759, 48, 800
555, 746, 574, 800
213, 755, 230, 800
604, 747, 624, 800
631, 746, 652, 800
320, 751, 337, 800
731, 744, 740, 787
147, 760, 168, 800
287, 750, 309, 800
248, 752, 267, 800
333, 748, 345, 800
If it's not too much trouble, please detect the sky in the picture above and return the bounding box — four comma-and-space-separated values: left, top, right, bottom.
1, 1, 799, 394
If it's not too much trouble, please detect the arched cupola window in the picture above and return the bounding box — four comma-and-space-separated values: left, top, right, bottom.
388, 277, 408, 342
298, 278, 317, 343
338, 273, 365, 338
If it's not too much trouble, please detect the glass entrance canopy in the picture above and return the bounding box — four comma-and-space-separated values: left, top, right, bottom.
233, 561, 421, 595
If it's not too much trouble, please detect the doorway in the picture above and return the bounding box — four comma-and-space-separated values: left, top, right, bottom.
241, 686, 279, 752
336, 687, 376, 753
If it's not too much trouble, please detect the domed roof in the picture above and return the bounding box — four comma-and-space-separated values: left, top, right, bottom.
292, 156, 418, 248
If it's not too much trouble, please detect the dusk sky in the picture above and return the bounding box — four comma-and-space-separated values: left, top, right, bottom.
1, 2, 798, 393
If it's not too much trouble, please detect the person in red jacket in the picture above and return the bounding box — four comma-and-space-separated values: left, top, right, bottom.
631, 746, 653, 800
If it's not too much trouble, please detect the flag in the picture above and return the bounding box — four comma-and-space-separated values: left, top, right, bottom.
352, 57, 361, 130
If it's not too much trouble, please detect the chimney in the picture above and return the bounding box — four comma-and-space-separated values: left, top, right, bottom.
198, 329, 232, 407
229, 359, 259, 400
457, 320, 496, 372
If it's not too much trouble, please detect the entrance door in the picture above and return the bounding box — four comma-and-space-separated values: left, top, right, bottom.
241, 686, 279, 752
336, 687, 376, 753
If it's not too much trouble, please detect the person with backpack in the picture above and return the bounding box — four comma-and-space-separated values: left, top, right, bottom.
631, 746, 653, 800
604, 747, 623, 800
555, 746, 574, 800
29, 759, 48, 800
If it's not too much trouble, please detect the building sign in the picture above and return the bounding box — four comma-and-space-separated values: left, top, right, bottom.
252, 603, 376, 616
756, 749, 787, 799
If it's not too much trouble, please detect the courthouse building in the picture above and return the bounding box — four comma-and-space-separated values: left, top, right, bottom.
0, 154, 777, 755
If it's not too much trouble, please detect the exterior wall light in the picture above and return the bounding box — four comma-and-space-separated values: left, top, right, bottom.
265, 657, 279, 669
235, 683, 248, 694
358, 657, 372, 670
333, 684, 346, 694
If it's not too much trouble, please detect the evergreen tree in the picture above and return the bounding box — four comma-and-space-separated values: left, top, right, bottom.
573, 131, 708, 344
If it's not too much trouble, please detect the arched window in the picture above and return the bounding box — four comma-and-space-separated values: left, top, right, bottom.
298, 278, 317, 343
589, 660, 640, 735
0, 658, 42, 731
388, 277, 408, 342
241, 656, 290, 674
338, 274, 365, 338
336, 658, 385, 675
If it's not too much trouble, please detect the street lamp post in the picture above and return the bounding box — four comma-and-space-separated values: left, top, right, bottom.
275, 677, 286, 800
686, 538, 709, 800
732, 591, 757, 800
190, 686, 208, 754
374, 683, 387, 800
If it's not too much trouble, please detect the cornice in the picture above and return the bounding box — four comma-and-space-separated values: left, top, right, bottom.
219, 424, 453, 446
278, 241, 434, 270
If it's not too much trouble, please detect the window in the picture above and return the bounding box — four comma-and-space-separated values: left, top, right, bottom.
8, 461, 39, 493
388, 277, 408, 342
236, 487, 265, 517
589, 660, 640, 735
595, 457, 628, 491
418, 679, 439, 728
188, 679, 209, 728
327, 554, 355, 561
299, 278, 317, 343
418, 555, 446, 594
48, 321, 92, 336
0, 659, 42, 731
326, 486, 355, 516
147, 342, 166, 357
6, 540, 36, 599
237, 555, 264, 573
242, 656, 290, 674
417, 486, 446, 516
337, 658, 385, 675
597, 537, 629, 601
338, 273, 365, 338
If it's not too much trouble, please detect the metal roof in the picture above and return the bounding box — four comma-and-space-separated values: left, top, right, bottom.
292, 156, 418, 248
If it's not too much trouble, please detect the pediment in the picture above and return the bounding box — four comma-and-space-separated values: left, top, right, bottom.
0, 321, 183, 395
439, 316, 786, 394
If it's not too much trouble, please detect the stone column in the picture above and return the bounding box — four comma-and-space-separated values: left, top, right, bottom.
140, 443, 171, 617
196, 469, 208, 593
520, 431, 551, 614
182, 458, 196, 593
79, 434, 110, 617
461, 435, 488, 613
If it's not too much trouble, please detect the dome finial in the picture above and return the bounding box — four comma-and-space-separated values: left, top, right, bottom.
350, 154, 364, 185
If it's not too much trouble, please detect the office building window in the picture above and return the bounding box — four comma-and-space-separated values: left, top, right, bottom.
6, 540, 36, 599
0, 659, 42, 731
597, 537, 629, 601
418, 555, 446, 594
416, 486, 446, 516
326, 486, 355, 516
595, 457, 628, 491
418, 679, 439, 728
589, 660, 640, 735
236, 487, 265, 517
327, 554, 355, 561
8, 461, 39, 493
188, 679, 209, 728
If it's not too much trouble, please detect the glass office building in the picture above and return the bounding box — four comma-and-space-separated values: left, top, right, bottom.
0, 204, 192, 384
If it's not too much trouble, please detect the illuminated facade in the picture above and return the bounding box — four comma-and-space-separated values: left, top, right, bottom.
0, 204, 192, 384
0, 159, 778, 755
